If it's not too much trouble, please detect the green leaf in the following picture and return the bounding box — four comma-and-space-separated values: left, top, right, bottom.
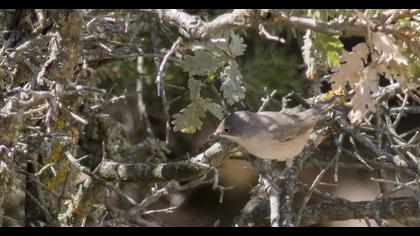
173, 79, 224, 133
188, 78, 202, 101
409, 61, 420, 78
307, 9, 339, 22
313, 33, 343, 67
367, 9, 385, 16
172, 102, 206, 133
191, 41, 226, 57
221, 60, 246, 105
207, 74, 218, 82
181, 50, 220, 76
326, 50, 341, 67
395, 17, 412, 28
201, 98, 224, 120
228, 31, 247, 57
172, 98, 224, 133
307, 10, 321, 20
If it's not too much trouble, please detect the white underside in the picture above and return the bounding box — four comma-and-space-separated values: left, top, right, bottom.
229, 129, 313, 162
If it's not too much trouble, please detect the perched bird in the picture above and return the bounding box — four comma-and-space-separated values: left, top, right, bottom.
211, 100, 340, 166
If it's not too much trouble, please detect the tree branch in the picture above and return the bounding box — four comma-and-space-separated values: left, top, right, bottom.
301, 197, 420, 226
138, 9, 368, 40
235, 196, 420, 226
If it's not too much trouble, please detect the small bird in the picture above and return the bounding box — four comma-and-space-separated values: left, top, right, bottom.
211, 103, 329, 166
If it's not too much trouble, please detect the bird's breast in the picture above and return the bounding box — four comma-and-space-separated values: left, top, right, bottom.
236, 129, 312, 162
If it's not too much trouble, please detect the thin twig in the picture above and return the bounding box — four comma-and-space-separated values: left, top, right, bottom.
155, 37, 182, 97
258, 89, 278, 112
34, 163, 55, 176
259, 170, 281, 227
34, 33, 59, 87
128, 178, 212, 216
258, 24, 285, 43
151, 17, 182, 144
348, 136, 374, 170
295, 133, 344, 226
136, 48, 154, 136
22, 188, 57, 226
392, 93, 409, 129
142, 206, 178, 215
335, 115, 408, 167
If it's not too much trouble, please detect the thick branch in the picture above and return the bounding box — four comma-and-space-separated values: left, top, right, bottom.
138, 9, 367, 40
96, 159, 207, 182
73, 139, 238, 183
301, 197, 420, 226
236, 196, 420, 226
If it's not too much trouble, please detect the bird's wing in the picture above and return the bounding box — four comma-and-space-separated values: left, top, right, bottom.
257, 111, 318, 142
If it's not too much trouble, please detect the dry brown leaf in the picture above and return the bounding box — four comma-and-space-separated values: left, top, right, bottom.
348, 64, 379, 124
372, 32, 417, 89
331, 43, 369, 90
376, 61, 417, 90
372, 32, 408, 65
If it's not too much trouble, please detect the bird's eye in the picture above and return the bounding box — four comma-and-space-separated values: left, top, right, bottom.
224, 128, 229, 133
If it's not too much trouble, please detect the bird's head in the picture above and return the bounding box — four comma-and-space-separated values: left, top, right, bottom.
209, 111, 254, 141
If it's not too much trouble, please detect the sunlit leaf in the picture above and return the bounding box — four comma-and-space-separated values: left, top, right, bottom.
221, 60, 246, 105
172, 102, 206, 133
188, 78, 202, 101
313, 33, 343, 67
172, 78, 225, 133
201, 98, 224, 120
181, 50, 220, 76
228, 31, 247, 57
331, 43, 369, 90
302, 30, 317, 79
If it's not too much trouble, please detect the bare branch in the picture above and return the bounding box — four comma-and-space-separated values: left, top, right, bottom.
301, 197, 420, 226
334, 115, 408, 167
295, 133, 344, 226
138, 9, 367, 39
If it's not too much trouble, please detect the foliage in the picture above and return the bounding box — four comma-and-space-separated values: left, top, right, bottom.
172, 79, 223, 133
301, 9, 420, 124
173, 30, 248, 132
0, 9, 420, 227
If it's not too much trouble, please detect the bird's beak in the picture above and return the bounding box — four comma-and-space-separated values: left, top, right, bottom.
209, 132, 220, 141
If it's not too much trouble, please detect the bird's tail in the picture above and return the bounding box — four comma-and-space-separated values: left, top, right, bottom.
306, 89, 353, 119
316, 88, 353, 111
286, 89, 352, 121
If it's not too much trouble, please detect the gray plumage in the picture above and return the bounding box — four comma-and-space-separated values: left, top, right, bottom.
212, 106, 324, 165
